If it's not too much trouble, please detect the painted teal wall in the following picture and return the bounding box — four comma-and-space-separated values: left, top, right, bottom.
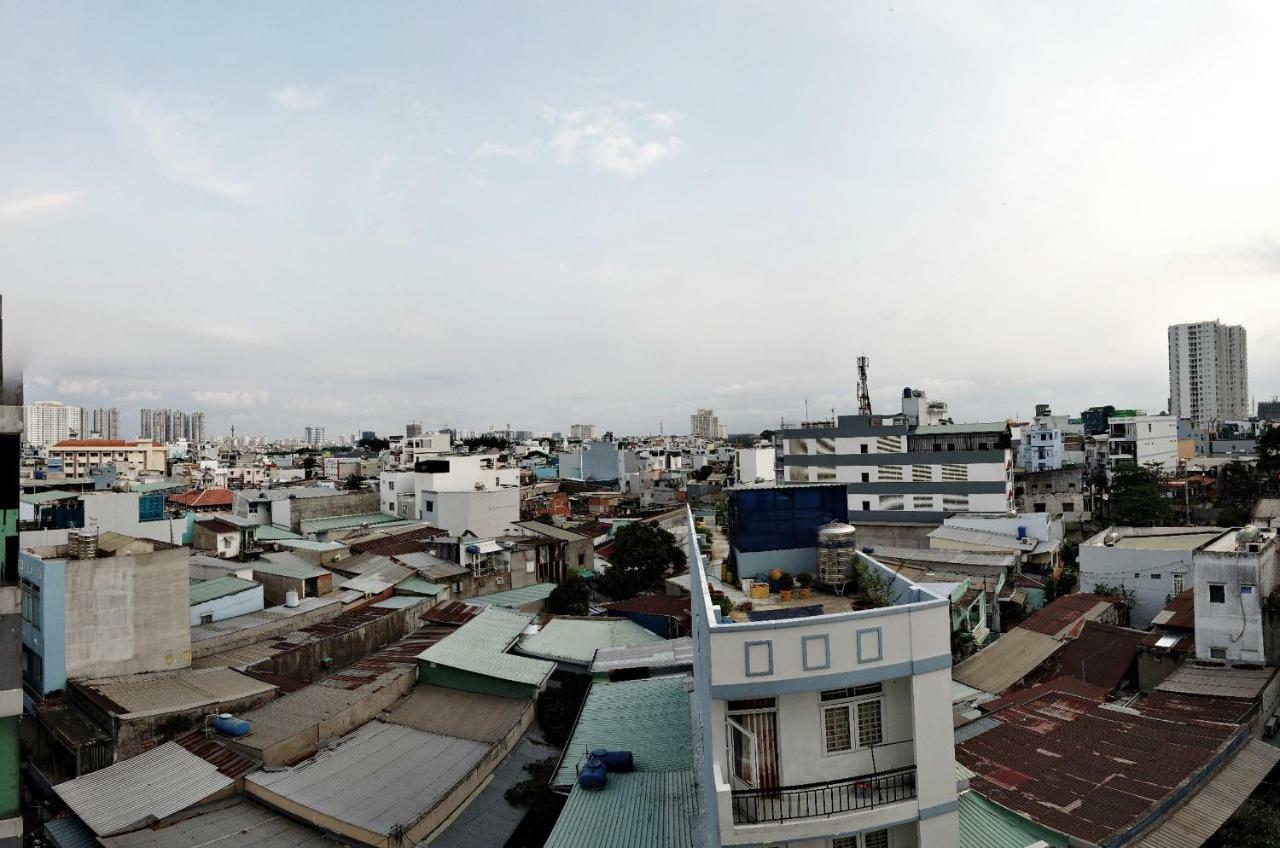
417, 663, 536, 700
0, 716, 17, 819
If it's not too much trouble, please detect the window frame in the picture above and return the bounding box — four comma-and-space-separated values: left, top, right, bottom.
1209, 583, 1226, 604
819, 684, 884, 756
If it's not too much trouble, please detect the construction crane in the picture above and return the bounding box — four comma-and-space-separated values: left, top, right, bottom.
856, 356, 872, 416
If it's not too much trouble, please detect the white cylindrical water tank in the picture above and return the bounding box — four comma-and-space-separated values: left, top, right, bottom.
284, 590, 300, 608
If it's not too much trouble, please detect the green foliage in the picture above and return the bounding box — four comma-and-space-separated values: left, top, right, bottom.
597, 523, 686, 601
951, 627, 977, 663
1108, 464, 1170, 526
356, 436, 389, 452
1207, 800, 1280, 848
462, 435, 510, 452
852, 558, 895, 608
504, 756, 559, 808
796, 572, 813, 588
536, 674, 592, 748
1216, 460, 1261, 522
777, 572, 795, 592
343, 473, 364, 491
1090, 581, 1136, 608
716, 595, 734, 618
1258, 426, 1280, 479
547, 572, 590, 617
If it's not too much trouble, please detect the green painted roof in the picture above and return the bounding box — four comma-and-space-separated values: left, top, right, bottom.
190, 576, 260, 606
959, 791, 1066, 848
466, 582, 557, 609
20, 490, 81, 505
133, 479, 186, 493
252, 554, 331, 580
553, 675, 692, 787
298, 512, 403, 533
395, 577, 446, 596
545, 770, 697, 848
520, 617, 663, 666
417, 606, 555, 688
252, 525, 303, 541
914, 421, 1010, 435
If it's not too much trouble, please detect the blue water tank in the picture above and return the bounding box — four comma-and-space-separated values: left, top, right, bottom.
465, 544, 482, 555
602, 750, 634, 772
861, 545, 876, 554
578, 756, 608, 790
1016, 525, 1027, 540
212, 713, 251, 737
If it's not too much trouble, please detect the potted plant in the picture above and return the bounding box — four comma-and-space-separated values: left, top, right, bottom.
796, 572, 813, 599
778, 572, 795, 601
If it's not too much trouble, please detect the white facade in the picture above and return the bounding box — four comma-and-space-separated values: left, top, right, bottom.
1020, 422, 1062, 472
190, 583, 264, 625
688, 510, 959, 848
1194, 529, 1278, 664
736, 447, 776, 485
23, 401, 85, 446
691, 408, 724, 440
570, 423, 596, 440
1105, 415, 1178, 473
379, 454, 521, 537
1079, 527, 1211, 628
1168, 320, 1248, 428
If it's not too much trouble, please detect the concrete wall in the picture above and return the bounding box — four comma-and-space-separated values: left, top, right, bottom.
424, 488, 520, 537
63, 546, 192, 681
1079, 545, 1195, 629
258, 601, 424, 684
109, 687, 276, 761
189, 599, 343, 659
1194, 546, 1275, 663
190, 585, 264, 626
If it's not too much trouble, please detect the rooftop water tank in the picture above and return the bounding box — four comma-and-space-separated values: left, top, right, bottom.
817, 521, 858, 587
284, 590, 300, 608
212, 713, 251, 737
1237, 525, 1263, 547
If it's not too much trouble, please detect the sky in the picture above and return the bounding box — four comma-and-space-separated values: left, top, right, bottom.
3, 2, 1280, 439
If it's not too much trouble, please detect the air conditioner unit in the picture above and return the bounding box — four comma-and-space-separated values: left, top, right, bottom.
496, 576, 505, 585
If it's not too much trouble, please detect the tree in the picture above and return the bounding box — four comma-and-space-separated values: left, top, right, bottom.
1108, 464, 1170, 526
1216, 461, 1261, 525
462, 434, 510, 452
951, 627, 977, 664
547, 572, 590, 616
357, 436, 389, 452
1257, 426, 1280, 490
300, 454, 317, 479
597, 522, 686, 600
343, 473, 364, 491
1208, 800, 1280, 848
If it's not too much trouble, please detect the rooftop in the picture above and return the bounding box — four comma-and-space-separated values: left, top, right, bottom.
98, 800, 338, 848
190, 594, 342, 646
190, 575, 261, 606
914, 421, 1010, 435
519, 617, 664, 667
957, 790, 1063, 848
1154, 664, 1277, 701
252, 552, 332, 580
247, 720, 491, 837
77, 667, 276, 719
251, 524, 304, 542
428, 735, 560, 848
590, 637, 694, 675
465, 581, 558, 609
553, 675, 692, 788
169, 488, 234, 508
544, 770, 697, 848
298, 511, 407, 534
417, 606, 555, 688
383, 685, 532, 743
19, 490, 81, 505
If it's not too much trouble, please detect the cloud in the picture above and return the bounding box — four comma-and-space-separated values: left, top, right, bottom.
473, 142, 534, 161
195, 324, 264, 345
115, 95, 251, 201
57, 377, 108, 395
191, 390, 269, 408
117, 388, 161, 402
0, 191, 84, 219
272, 84, 327, 112
29, 376, 52, 387
542, 102, 682, 175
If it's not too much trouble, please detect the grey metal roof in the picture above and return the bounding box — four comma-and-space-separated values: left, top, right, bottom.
554, 675, 692, 788
100, 800, 339, 848
867, 545, 1016, 569
429, 734, 561, 848
417, 606, 555, 687
466, 582, 558, 609
952, 628, 1061, 695
337, 559, 412, 594
544, 770, 698, 848
512, 520, 590, 542
1155, 665, 1277, 700
1129, 739, 1280, 848
79, 668, 277, 719
55, 742, 234, 836
391, 551, 470, 580
519, 617, 663, 666
383, 686, 532, 744
189, 575, 260, 606
43, 817, 101, 848
247, 721, 491, 837
590, 637, 694, 674
189, 594, 341, 644
253, 552, 332, 580
954, 716, 1000, 745
914, 421, 1010, 435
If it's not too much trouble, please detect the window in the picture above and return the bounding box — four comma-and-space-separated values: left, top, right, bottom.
833, 829, 888, 848
1034, 503, 1046, 513
860, 444, 869, 454
20, 579, 41, 629
1150, 573, 1161, 580
1172, 573, 1185, 593
862, 501, 871, 511
424, 499, 434, 512
1062, 502, 1075, 513
1242, 585, 1255, 596
861, 472, 870, 483
578, 553, 586, 565
1210, 583, 1226, 604
820, 684, 883, 755
200, 613, 214, 625
452, 581, 463, 593
387, 481, 394, 491
1210, 647, 1227, 660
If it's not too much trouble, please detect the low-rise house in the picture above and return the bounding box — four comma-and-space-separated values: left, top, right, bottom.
516, 617, 664, 673
1079, 526, 1224, 628
166, 487, 233, 513
191, 516, 248, 559
48, 439, 166, 478
603, 593, 692, 638
250, 553, 334, 605
189, 576, 263, 625
233, 487, 382, 533
416, 607, 554, 699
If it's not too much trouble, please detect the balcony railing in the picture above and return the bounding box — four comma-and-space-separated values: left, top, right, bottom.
731, 766, 917, 825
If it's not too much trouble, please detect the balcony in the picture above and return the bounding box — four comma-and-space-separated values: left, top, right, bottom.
731, 766, 917, 825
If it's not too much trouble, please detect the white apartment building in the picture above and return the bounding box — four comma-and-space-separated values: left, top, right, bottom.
1105, 415, 1178, 473
23, 401, 85, 447
1194, 527, 1277, 664
687, 511, 959, 848
1168, 320, 1248, 429
1079, 527, 1223, 628
570, 423, 596, 440
692, 408, 727, 440
48, 439, 167, 477
379, 453, 520, 537
1020, 421, 1062, 472
777, 393, 1013, 523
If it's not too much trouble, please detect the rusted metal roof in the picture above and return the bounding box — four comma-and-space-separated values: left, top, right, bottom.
1017, 593, 1116, 637
383, 686, 532, 743
319, 625, 453, 690
1155, 665, 1277, 701
1150, 589, 1195, 630
172, 730, 259, 779
958, 686, 1242, 846
979, 675, 1109, 715
1137, 690, 1255, 725
1030, 621, 1144, 691
424, 600, 482, 625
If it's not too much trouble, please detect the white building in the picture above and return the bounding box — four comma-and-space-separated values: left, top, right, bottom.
304, 425, 326, 448
1020, 421, 1062, 472
1168, 320, 1248, 429
1193, 527, 1277, 664
691, 408, 727, 440
570, 423, 596, 440
1079, 527, 1222, 628
1105, 415, 1178, 473
23, 401, 85, 447
379, 453, 521, 537
686, 512, 960, 848
735, 447, 776, 485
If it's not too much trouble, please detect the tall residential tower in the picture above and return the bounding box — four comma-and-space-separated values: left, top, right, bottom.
1168, 320, 1248, 428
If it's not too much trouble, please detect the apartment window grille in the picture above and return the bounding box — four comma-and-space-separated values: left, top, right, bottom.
820, 684, 883, 755
1150, 573, 1161, 580
20, 579, 41, 629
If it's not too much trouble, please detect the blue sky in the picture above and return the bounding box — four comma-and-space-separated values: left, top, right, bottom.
4, 2, 1280, 438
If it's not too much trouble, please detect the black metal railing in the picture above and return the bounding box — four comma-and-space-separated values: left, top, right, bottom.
731, 766, 917, 825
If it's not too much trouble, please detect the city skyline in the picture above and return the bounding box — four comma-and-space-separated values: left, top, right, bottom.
6, 3, 1280, 435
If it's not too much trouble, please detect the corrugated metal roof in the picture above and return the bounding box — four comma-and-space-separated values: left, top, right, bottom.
512, 520, 590, 542
958, 790, 1062, 848
554, 675, 692, 788
864, 545, 1017, 569
55, 742, 234, 836
952, 629, 1061, 695
430, 734, 560, 848
1155, 665, 1276, 700
20, 490, 81, 505
79, 668, 277, 718
252, 525, 303, 541
418, 606, 555, 687
43, 816, 101, 848
271, 539, 348, 552
384, 685, 532, 743
466, 582, 558, 609
1129, 739, 1280, 848
544, 770, 697, 848
298, 512, 403, 534
247, 720, 491, 837
337, 559, 412, 594
391, 551, 470, 579
99, 799, 338, 847
1017, 593, 1115, 637
590, 637, 694, 674
954, 716, 1000, 745
915, 421, 1010, 435
395, 577, 445, 596
190, 575, 261, 606
171, 730, 259, 779
252, 552, 332, 580
520, 617, 663, 666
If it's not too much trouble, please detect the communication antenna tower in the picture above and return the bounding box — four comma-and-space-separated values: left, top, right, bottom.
856, 356, 872, 416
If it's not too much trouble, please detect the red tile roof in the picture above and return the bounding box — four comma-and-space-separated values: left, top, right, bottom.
169, 488, 234, 508
958, 685, 1242, 845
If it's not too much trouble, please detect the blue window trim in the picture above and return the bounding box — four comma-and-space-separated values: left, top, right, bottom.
802, 634, 831, 671
856, 627, 883, 664
744, 640, 774, 677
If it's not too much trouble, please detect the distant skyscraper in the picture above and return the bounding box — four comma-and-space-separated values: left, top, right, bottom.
22, 401, 84, 446
406, 421, 423, 438
305, 425, 326, 447
92, 407, 120, 440
1259, 399, 1280, 421
570, 424, 596, 440
1168, 320, 1248, 428
690, 408, 723, 439
140, 407, 153, 439
191, 410, 205, 443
